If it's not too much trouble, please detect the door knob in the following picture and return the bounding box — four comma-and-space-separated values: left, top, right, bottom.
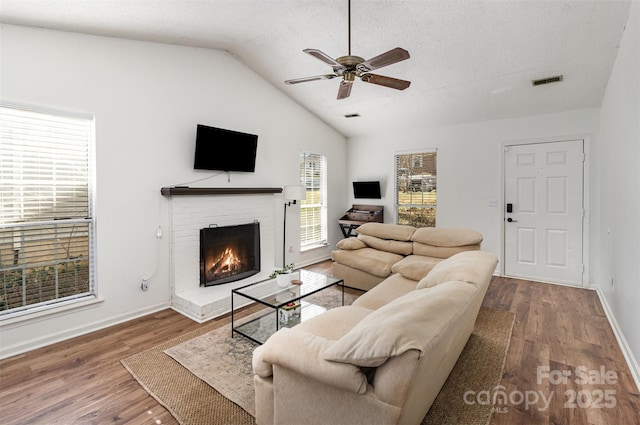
507, 217, 518, 222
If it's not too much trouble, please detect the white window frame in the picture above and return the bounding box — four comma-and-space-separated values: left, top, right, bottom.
299, 152, 327, 249
0, 102, 97, 319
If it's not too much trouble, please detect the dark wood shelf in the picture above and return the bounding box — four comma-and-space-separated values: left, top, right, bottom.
161, 187, 283, 196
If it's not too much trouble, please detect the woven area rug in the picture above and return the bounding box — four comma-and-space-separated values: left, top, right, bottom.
122, 289, 514, 425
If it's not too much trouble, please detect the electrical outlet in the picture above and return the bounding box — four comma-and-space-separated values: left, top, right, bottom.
609, 276, 614, 291
140, 275, 149, 291
288, 245, 294, 253
156, 226, 163, 239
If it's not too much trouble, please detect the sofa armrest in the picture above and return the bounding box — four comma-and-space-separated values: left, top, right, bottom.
252, 328, 368, 394
335, 237, 367, 250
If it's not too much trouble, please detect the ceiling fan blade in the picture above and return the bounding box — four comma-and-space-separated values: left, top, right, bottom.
303, 49, 345, 70
360, 73, 411, 90
337, 80, 353, 100
285, 74, 338, 85
357, 47, 410, 72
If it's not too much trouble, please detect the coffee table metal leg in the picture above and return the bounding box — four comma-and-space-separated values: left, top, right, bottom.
231, 292, 235, 337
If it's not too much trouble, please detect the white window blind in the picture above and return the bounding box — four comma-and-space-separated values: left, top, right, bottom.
0, 104, 96, 316
395, 151, 437, 227
299, 152, 327, 247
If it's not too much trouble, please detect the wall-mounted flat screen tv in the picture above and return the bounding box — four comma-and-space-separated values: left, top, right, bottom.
194, 124, 258, 172
353, 181, 382, 199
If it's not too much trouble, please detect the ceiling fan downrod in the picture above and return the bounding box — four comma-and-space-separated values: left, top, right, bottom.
348, 0, 351, 56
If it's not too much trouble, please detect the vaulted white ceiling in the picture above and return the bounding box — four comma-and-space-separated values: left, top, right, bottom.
0, 0, 631, 137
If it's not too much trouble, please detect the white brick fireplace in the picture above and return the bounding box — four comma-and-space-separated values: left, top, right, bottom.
166, 189, 280, 322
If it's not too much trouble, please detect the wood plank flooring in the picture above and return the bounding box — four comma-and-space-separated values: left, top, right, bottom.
1, 260, 638, 424
482, 278, 640, 424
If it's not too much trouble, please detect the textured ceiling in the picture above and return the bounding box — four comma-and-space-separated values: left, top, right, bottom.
0, 0, 632, 138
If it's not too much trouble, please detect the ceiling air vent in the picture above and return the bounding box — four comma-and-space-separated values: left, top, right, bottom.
344, 113, 361, 118
532, 75, 564, 86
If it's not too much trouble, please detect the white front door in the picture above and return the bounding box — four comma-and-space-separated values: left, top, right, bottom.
504, 140, 584, 285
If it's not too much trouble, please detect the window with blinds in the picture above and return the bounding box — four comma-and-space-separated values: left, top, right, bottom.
299, 152, 327, 247
0, 104, 96, 316
395, 151, 437, 227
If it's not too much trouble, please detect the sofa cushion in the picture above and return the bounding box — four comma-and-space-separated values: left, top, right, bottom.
253, 328, 368, 394
352, 273, 417, 310
417, 250, 499, 289
331, 248, 404, 278
391, 255, 442, 281
412, 227, 483, 247
358, 234, 414, 255
323, 281, 477, 367
336, 237, 367, 250
295, 305, 373, 340
356, 223, 416, 241
412, 243, 480, 258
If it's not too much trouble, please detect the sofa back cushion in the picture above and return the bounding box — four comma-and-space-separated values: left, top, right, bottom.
417, 250, 498, 289
357, 234, 414, 255
323, 281, 477, 367
412, 243, 480, 258
356, 223, 416, 241
411, 227, 483, 246
411, 227, 483, 258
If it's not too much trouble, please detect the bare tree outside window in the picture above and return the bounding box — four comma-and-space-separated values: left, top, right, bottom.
395, 151, 436, 227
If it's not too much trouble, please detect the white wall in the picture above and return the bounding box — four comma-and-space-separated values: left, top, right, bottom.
593, 1, 640, 366
347, 108, 600, 265
0, 24, 347, 358
346, 2, 639, 369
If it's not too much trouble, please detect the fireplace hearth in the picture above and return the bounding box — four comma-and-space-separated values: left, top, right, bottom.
200, 222, 260, 286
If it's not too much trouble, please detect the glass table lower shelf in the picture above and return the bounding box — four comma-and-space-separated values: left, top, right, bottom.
232, 301, 328, 344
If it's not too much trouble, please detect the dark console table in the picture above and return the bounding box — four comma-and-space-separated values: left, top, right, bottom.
338, 204, 384, 238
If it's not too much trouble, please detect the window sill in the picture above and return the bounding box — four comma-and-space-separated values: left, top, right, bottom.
301, 242, 330, 253
0, 296, 104, 327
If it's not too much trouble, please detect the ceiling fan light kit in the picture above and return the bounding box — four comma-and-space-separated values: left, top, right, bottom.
285, 0, 411, 100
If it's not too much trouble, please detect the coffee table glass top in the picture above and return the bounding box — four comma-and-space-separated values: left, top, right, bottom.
233, 269, 342, 307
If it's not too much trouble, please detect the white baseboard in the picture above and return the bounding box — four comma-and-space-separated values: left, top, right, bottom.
0, 302, 170, 360
594, 287, 640, 392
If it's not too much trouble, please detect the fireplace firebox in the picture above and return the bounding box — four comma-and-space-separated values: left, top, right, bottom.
199, 222, 260, 286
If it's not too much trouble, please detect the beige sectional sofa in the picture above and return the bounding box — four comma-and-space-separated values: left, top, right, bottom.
252, 242, 498, 425
332, 223, 484, 291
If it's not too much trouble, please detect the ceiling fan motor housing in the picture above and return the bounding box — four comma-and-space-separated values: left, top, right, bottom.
336, 55, 365, 68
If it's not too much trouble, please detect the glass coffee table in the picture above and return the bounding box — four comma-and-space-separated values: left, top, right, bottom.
231, 270, 344, 344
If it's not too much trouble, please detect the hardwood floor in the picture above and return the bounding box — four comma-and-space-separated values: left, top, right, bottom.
1, 261, 638, 424
482, 278, 640, 424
